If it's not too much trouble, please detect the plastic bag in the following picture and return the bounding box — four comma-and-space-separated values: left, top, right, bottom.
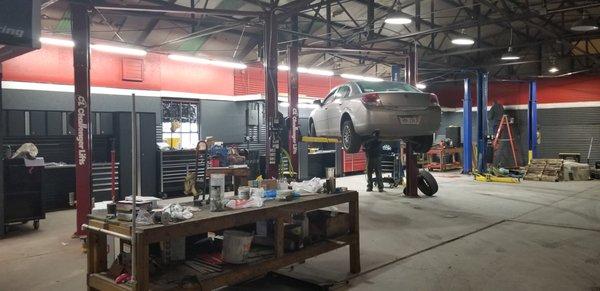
291, 177, 323, 194
162, 203, 194, 220
226, 194, 264, 209
135, 209, 154, 225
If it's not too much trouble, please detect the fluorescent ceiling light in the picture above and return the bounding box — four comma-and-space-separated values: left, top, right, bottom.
297, 67, 334, 76
571, 15, 599, 32
501, 47, 520, 61
91, 44, 147, 57
340, 73, 383, 82
385, 12, 412, 25
416, 83, 427, 89
39, 37, 75, 47
168, 54, 247, 69
548, 67, 559, 73
451, 37, 475, 45
278, 65, 333, 76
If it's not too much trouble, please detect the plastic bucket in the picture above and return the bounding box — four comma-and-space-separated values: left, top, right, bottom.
222, 230, 254, 264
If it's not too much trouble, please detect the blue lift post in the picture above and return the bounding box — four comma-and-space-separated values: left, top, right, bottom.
528, 80, 538, 163
462, 78, 472, 174
476, 71, 489, 173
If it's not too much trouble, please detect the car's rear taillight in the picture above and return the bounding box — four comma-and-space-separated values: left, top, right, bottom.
361, 93, 380, 105
429, 94, 439, 106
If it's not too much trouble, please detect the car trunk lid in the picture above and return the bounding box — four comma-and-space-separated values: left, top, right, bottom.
373, 92, 437, 108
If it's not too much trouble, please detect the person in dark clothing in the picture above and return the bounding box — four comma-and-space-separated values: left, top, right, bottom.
363, 130, 384, 192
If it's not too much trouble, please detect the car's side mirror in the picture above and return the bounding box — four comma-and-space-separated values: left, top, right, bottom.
313, 99, 322, 106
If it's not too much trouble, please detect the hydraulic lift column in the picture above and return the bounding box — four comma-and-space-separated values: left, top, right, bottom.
0, 64, 4, 237
528, 80, 537, 163
404, 50, 419, 197
462, 78, 472, 173
476, 70, 488, 173
263, 11, 279, 178
71, 1, 92, 237
287, 15, 299, 173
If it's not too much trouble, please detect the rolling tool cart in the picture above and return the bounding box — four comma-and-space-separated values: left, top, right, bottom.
381, 144, 404, 188
3, 158, 45, 232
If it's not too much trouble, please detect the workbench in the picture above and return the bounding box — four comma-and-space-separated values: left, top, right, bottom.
86, 191, 360, 291
425, 146, 463, 172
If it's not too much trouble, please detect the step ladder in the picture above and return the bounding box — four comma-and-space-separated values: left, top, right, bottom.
492, 115, 519, 168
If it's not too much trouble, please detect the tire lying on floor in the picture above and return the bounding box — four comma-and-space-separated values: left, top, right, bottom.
417, 170, 438, 196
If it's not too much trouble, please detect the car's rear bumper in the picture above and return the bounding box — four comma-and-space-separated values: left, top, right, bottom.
354, 106, 441, 138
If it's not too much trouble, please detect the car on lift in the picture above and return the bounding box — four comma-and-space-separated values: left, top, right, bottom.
308, 81, 441, 153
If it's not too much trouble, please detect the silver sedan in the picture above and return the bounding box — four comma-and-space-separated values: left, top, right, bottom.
309, 81, 441, 153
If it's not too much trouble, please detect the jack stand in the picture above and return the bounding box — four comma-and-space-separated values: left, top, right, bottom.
404, 143, 419, 197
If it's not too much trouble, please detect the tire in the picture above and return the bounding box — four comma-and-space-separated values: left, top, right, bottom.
341, 119, 361, 153
406, 135, 434, 153
417, 170, 438, 196
309, 121, 317, 137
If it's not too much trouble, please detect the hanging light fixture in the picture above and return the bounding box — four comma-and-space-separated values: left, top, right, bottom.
451, 29, 475, 45
571, 13, 599, 32
501, 29, 520, 61
385, 1, 412, 25
416, 83, 427, 89
548, 67, 559, 73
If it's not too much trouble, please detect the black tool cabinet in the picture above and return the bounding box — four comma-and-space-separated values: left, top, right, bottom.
3, 158, 45, 232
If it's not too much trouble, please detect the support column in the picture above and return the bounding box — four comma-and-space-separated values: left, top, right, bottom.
404, 52, 418, 197
462, 78, 472, 174
264, 11, 278, 178
0, 64, 4, 237
528, 80, 537, 163
71, 1, 92, 237
287, 15, 299, 174
476, 70, 488, 173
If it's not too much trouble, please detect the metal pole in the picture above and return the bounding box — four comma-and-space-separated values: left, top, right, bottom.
463, 78, 472, 174
528, 80, 537, 163
130, 93, 138, 283
0, 64, 4, 238
476, 70, 488, 173
405, 50, 419, 197
264, 11, 279, 178
287, 15, 299, 173
71, 1, 92, 237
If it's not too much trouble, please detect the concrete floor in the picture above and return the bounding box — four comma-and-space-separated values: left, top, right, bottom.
1, 172, 599, 291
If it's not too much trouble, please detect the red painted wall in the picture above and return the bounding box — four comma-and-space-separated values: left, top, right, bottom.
2, 44, 236, 95
2, 45, 343, 98
430, 75, 600, 108
233, 64, 346, 98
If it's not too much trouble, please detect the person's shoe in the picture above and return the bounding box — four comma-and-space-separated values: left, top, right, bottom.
378, 188, 384, 192
366, 188, 373, 192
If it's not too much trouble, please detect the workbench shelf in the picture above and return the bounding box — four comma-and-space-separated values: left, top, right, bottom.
86, 191, 360, 291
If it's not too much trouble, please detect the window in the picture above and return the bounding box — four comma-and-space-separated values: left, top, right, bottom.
357, 81, 421, 93
161, 99, 199, 149
322, 89, 338, 105
334, 86, 350, 99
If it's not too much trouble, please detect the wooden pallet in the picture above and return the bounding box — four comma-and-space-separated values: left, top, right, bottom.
524, 159, 564, 182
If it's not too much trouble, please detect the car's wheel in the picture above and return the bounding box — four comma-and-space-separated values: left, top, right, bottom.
341, 119, 361, 153
406, 134, 434, 153
309, 120, 317, 137
417, 170, 438, 196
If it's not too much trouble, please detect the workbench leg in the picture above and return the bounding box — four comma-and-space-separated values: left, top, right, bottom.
134, 234, 150, 291
87, 231, 107, 291
275, 217, 285, 258
349, 198, 361, 274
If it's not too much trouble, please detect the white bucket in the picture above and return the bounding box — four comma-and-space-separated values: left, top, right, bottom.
222, 230, 254, 264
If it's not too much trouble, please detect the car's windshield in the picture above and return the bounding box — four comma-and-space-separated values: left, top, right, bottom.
357, 81, 421, 93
